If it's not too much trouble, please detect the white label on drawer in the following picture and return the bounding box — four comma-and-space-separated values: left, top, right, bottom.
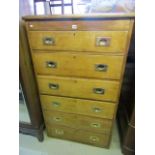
72, 25, 78, 30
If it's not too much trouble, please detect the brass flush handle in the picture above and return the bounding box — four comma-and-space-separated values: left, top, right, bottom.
46, 61, 57, 68
90, 122, 101, 128
95, 64, 108, 72
53, 117, 62, 122
43, 37, 55, 45
49, 83, 59, 90
93, 88, 105, 94
92, 107, 102, 113
96, 37, 111, 47
89, 136, 99, 142
52, 102, 61, 107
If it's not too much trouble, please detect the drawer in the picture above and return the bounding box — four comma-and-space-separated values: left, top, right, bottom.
43, 110, 112, 134
46, 124, 110, 147
32, 52, 124, 80
38, 76, 120, 102
40, 95, 115, 119
28, 31, 128, 53
27, 20, 130, 31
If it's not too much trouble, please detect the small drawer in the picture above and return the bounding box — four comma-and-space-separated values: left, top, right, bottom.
28, 31, 128, 53
27, 20, 130, 31
75, 129, 110, 148
46, 125, 110, 147
47, 125, 73, 141
43, 110, 113, 134
32, 52, 124, 80
40, 95, 116, 119
37, 75, 120, 102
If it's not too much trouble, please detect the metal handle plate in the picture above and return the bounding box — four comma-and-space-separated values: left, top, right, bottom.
43, 37, 55, 45
49, 83, 59, 90
95, 64, 108, 72
46, 61, 57, 68
89, 136, 99, 142
93, 88, 105, 94
96, 37, 111, 47
90, 122, 101, 128
53, 117, 62, 122
52, 102, 61, 107
92, 107, 102, 113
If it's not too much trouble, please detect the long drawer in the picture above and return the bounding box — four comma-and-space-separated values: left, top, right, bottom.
46, 124, 110, 147
27, 20, 130, 31
38, 76, 120, 102
28, 31, 128, 53
43, 110, 112, 134
40, 95, 115, 119
32, 52, 124, 80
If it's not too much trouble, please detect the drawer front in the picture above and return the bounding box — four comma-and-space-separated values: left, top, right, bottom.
28, 31, 128, 53
27, 20, 130, 31
47, 125, 110, 147
40, 95, 115, 119
33, 52, 124, 80
38, 76, 120, 102
44, 110, 112, 134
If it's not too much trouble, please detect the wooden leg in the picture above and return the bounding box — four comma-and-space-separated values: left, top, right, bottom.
19, 123, 44, 142
37, 130, 44, 142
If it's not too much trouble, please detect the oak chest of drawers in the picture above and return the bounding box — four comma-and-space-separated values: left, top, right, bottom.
23, 15, 134, 148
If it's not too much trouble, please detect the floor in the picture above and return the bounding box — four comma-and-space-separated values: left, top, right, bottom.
19, 83, 31, 123
19, 102, 31, 123
19, 122, 123, 155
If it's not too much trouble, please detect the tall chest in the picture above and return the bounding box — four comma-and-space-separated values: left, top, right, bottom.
23, 16, 134, 148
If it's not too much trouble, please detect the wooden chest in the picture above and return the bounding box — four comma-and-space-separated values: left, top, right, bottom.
23, 15, 134, 148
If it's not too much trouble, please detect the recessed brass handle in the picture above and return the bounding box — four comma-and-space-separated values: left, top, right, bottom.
93, 88, 105, 94
96, 37, 111, 47
90, 122, 101, 128
92, 107, 102, 113
43, 37, 55, 45
52, 102, 61, 107
95, 64, 108, 72
53, 117, 62, 122
49, 83, 59, 90
89, 136, 99, 142
55, 129, 64, 135
46, 61, 57, 68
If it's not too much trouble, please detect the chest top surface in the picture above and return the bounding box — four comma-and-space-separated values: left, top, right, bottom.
22, 0, 135, 21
